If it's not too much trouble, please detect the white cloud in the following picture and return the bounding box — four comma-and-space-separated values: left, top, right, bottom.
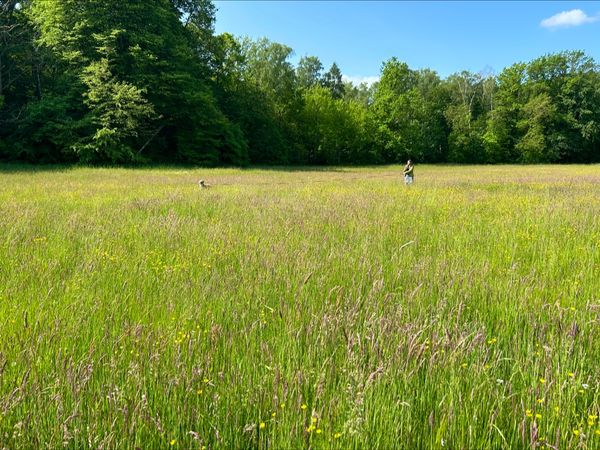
342, 75, 380, 87
540, 9, 599, 29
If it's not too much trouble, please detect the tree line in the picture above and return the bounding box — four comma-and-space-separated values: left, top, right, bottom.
1, 0, 599, 166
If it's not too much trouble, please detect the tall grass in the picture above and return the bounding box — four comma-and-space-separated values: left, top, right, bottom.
0, 165, 598, 449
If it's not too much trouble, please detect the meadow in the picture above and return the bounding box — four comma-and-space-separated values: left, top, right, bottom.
0, 164, 598, 449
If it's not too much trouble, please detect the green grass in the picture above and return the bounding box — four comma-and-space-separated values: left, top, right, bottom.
0, 165, 598, 449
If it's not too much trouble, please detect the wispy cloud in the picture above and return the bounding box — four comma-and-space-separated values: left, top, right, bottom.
540, 9, 599, 29
342, 75, 380, 87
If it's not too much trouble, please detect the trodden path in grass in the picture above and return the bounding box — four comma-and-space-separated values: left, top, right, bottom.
0, 165, 599, 449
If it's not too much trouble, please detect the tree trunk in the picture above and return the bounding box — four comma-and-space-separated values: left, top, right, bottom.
0, 52, 3, 96
32, 50, 41, 100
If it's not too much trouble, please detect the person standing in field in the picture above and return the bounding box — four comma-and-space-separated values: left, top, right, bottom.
403, 159, 414, 185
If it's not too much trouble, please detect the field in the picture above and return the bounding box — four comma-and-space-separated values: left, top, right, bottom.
0, 165, 599, 449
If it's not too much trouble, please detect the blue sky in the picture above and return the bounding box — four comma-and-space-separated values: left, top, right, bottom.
214, 1, 600, 84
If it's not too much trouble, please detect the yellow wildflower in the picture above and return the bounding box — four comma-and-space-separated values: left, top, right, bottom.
526, 409, 533, 418
568, 372, 575, 378
170, 439, 177, 446
271, 412, 276, 418
316, 429, 322, 434
280, 403, 286, 409
311, 417, 318, 424
539, 378, 546, 384
535, 413, 542, 420
334, 432, 342, 439
573, 429, 580, 436
537, 398, 544, 404
301, 404, 307, 410
259, 422, 266, 430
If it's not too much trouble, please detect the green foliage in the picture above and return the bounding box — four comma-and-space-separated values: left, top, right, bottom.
18, 0, 246, 165
76, 31, 155, 163
372, 59, 447, 163
482, 64, 525, 162
1, 2, 599, 165
10, 97, 77, 162
322, 62, 345, 99
516, 93, 559, 163
301, 86, 372, 164
296, 55, 323, 89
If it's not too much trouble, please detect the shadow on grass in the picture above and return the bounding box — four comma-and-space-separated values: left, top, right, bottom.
0, 163, 362, 174
0, 162, 405, 174
244, 165, 351, 173
0, 163, 77, 174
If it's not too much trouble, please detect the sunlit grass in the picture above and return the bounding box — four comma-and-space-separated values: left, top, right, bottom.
0, 164, 598, 449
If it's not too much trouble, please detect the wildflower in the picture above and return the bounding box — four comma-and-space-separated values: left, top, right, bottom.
280, 403, 286, 409
588, 415, 597, 426
487, 338, 497, 345
259, 422, 266, 430
311, 417, 318, 424
535, 413, 542, 420
170, 439, 177, 446
539, 378, 546, 384
271, 412, 276, 418
537, 398, 544, 404
461, 363, 467, 368
573, 429, 580, 436
595, 429, 600, 436
554, 406, 560, 413
582, 383, 589, 390
196, 389, 203, 395
306, 425, 316, 433
568, 372, 575, 378
301, 404, 307, 410
334, 432, 342, 439
203, 378, 209, 383
496, 379, 504, 385
526, 409, 533, 418
570, 307, 576, 311
579, 389, 585, 394
316, 429, 322, 434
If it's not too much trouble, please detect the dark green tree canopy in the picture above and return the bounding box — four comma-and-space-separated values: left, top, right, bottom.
1, 2, 599, 165
322, 62, 345, 99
